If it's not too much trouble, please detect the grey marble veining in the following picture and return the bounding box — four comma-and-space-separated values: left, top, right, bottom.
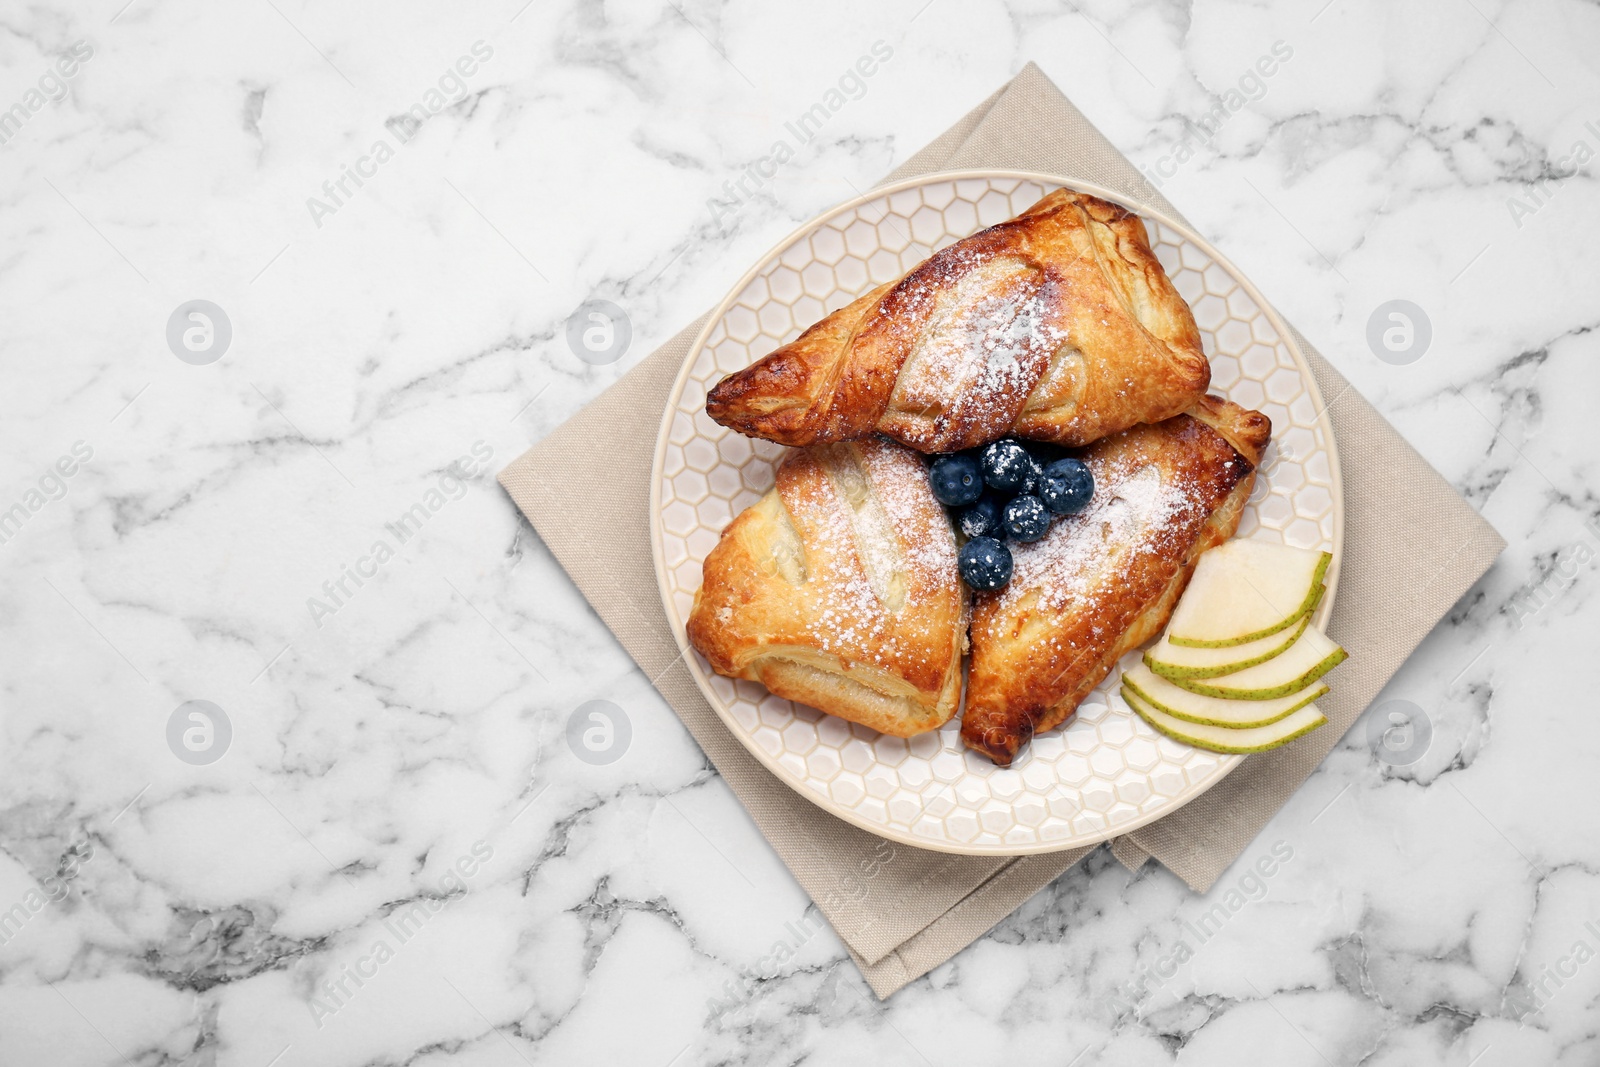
0, 0, 1596, 1064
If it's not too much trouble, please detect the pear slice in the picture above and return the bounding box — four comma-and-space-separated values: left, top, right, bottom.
1123, 687, 1327, 753
1152, 621, 1345, 700
1167, 541, 1332, 648
1145, 614, 1311, 680
1123, 662, 1327, 728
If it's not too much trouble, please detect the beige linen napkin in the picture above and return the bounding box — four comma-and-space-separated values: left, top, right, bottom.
498, 64, 1505, 998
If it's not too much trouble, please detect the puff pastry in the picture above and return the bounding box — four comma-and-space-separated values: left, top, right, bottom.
961, 396, 1270, 765
686, 437, 967, 737
706, 187, 1210, 454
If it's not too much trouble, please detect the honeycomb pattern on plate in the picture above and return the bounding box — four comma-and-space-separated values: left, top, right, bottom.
655, 176, 1341, 854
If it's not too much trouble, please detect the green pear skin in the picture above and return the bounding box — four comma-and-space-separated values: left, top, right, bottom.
1124, 687, 1328, 754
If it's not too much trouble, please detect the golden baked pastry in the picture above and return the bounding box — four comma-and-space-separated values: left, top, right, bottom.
705, 187, 1210, 454
686, 437, 967, 737
961, 396, 1270, 765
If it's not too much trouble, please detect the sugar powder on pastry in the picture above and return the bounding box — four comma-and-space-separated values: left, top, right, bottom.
686, 437, 968, 737
705, 187, 1210, 453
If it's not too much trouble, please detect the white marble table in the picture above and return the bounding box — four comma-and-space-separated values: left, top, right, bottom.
1, 1, 1595, 1064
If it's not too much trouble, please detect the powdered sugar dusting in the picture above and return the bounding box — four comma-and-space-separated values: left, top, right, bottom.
879, 251, 1068, 447
1004, 459, 1195, 615
778, 440, 959, 674
858, 439, 959, 582
793, 471, 891, 658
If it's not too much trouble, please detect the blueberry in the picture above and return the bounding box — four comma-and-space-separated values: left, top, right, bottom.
1018, 457, 1040, 495
956, 493, 1005, 540
928, 453, 983, 506
958, 536, 1013, 590
1002, 494, 1052, 542
980, 439, 1037, 494
1038, 458, 1094, 515
1025, 441, 1068, 469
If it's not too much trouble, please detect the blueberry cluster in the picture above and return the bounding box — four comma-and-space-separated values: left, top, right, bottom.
928, 440, 1094, 591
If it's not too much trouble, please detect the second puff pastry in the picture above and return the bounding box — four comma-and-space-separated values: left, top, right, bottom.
686, 437, 967, 737
961, 396, 1270, 765
705, 187, 1210, 454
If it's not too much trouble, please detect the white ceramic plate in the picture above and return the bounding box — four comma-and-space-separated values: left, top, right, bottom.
650, 171, 1343, 856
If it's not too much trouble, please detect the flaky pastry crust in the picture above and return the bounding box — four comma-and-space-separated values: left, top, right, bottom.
706, 188, 1210, 453
686, 437, 968, 737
